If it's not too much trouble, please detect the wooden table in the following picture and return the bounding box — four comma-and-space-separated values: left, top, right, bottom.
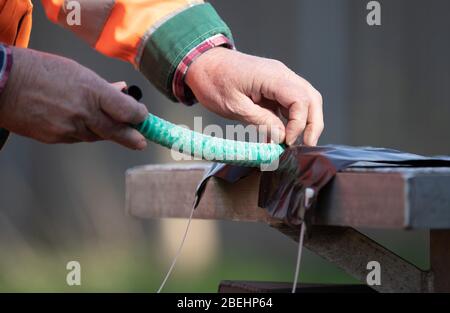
126, 163, 450, 293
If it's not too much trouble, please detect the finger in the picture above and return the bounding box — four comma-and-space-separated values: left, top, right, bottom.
280, 106, 289, 120
59, 137, 81, 144
263, 76, 316, 145
77, 128, 103, 142
257, 98, 286, 142
302, 90, 324, 146
99, 84, 148, 125
285, 100, 308, 146
72, 120, 103, 142
110, 126, 147, 150
87, 111, 147, 150
233, 96, 286, 143
111, 81, 127, 91
67, 134, 102, 144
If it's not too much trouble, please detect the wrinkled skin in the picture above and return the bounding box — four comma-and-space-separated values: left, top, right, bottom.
0, 47, 149, 150
187, 48, 324, 146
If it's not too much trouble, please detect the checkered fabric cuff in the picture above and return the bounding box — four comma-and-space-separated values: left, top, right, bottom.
172, 34, 234, 105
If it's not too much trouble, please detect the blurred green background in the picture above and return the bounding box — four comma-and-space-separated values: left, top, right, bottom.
0, 0, 448, 292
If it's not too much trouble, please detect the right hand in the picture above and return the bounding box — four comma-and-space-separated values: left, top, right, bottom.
0, 47, 149, 150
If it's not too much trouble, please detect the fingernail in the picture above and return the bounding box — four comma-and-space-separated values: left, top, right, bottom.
136, 140, 147, 151
271, 127, 285, 144
286, 138, 295, 146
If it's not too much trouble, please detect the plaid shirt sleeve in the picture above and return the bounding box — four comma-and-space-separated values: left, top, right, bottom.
0, 43, 13, 150
172, 34, 234, 105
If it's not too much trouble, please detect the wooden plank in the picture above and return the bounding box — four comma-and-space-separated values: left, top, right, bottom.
125, 163, 450, 229
125, 163, 275, 223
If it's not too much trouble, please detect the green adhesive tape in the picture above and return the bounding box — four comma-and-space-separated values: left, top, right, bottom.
134, 113, 285, 167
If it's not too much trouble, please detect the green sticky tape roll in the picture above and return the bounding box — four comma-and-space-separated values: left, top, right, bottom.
134, 113, 285, 167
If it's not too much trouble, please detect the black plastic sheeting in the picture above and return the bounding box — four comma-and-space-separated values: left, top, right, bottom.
195, 145, 450, 227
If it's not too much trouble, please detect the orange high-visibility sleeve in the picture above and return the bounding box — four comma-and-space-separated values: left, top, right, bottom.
0, 0, 33, 47
40, 0, 203, 66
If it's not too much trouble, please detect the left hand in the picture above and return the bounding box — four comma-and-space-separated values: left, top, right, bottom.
185, 47, 324, 146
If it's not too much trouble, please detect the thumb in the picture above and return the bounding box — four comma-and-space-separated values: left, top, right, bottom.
99, 83, 148, 125
233, 96, 286, 144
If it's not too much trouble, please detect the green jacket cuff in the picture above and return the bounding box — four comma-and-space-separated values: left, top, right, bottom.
138, 3, 233, 102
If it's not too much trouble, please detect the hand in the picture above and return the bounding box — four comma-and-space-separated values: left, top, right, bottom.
186, 48, 324, 146
0, 47, 148, 150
